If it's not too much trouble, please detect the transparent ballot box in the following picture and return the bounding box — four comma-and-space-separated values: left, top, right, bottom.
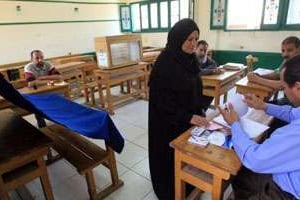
94, 34, 142, 69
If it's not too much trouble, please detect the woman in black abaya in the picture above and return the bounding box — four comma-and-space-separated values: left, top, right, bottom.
148, 18, 209, 199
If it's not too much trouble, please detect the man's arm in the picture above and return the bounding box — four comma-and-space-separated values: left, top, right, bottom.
37, 67, 62, 81
247, 72, 282, 90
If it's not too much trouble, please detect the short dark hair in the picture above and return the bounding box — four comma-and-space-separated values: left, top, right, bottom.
282, 36, 300, 48
30, 50, 43, 59
197, 40, 208, 47
283, 54, 300, 87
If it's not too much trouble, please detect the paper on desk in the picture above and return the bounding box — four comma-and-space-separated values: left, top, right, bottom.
213, 115, 269, 138
240, 117, 269, 138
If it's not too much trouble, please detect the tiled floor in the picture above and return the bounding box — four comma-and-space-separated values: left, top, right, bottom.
9, 87, 239, 200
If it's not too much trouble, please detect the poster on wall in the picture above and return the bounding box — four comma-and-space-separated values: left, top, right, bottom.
211, 0, 225, 29
120, 6, 131, 32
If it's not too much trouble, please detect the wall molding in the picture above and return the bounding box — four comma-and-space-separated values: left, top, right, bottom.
0, 19, 119, 26
4, 0, 125, 5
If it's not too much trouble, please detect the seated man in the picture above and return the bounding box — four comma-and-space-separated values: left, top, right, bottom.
196, 40, 222, 109
219, 55, 300, 200
24, 50, 62, 88
195, 40, 221, 75
24, 50, 62, 127
247, 36, 300, 103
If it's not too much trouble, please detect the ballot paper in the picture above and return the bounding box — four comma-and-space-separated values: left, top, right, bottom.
224, 93, 249, 117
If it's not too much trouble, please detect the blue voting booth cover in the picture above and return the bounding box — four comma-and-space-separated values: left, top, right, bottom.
23, 93, 124, 153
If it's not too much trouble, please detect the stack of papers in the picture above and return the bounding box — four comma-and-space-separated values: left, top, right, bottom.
189, 125, 227, 147
223, 63, 244, 70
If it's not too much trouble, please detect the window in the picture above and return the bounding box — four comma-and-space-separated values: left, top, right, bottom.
160, 1, 169, 28
120, 0, 192, 33
212, 0, 300, 31
211, 0, 225, 29
120, 6, 131, 32
141, 4, 149, 29
150, 3, 159, 28
180, 0, 189, 19
286, 0, 300, 25
226, 0, 264, 30
131, 4, 141, 32
263, 0, 280, 25
170, 0, 179, 27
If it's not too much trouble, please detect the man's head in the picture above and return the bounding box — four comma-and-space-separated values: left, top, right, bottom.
30, 50, 44, 67
281, 36, 300, 60
281, 55, 300, 106
195, 40, 208, 59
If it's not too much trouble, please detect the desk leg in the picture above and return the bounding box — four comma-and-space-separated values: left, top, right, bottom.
143, 74, 148, 99
98, 82, 105, 108
175, 151, 185, 200
106, 82, 114, 114
212, 176, 224, 200
127, 80, 131, 94
214, 84, 221, 107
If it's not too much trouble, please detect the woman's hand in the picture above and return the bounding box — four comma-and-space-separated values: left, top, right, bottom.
190, 115, 209, 127
243, 94, 267, 110
218, 103, 239, 125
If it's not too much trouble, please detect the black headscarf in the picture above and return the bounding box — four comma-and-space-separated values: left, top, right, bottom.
151, 18, 201, 89
164, 18, 200, 73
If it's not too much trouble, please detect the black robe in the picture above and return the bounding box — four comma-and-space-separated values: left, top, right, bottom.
148, 19, 206, 200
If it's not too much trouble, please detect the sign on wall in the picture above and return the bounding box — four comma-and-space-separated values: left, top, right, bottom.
210, 0, 225, 29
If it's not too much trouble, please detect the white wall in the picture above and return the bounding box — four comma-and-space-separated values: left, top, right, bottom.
0, 0, 122, 64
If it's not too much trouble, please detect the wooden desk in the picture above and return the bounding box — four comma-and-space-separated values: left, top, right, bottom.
19, 82, 70, 97
0, 109, 53, 200
0, 82, 70, 114
202, 69, 244, 106
235, 69, 275, 100
170, 110, 272, 200
94, 63, 148, 114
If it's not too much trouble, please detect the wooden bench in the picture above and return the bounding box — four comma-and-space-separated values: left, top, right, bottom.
41, 124, 123, 200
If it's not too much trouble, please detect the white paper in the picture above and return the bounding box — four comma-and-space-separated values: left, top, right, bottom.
240, 118, 269, 138
226, 93, 249, 117
208, 131, 226, 146
213, 115, 231, 128
254, 68, 275, 76
96, 51, 108, 67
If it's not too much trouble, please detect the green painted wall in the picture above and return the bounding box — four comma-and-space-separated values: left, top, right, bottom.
213, 50, 283, 70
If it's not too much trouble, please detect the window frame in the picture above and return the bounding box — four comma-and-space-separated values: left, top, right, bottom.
119, 5, 132, 32
211, 0, 300, 31
120, 0, 193, 33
